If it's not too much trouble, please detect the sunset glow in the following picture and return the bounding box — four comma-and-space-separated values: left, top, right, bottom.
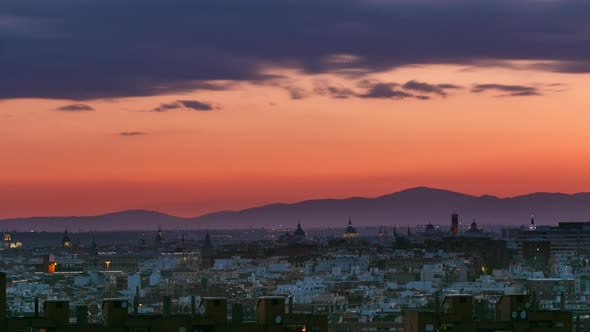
2, 0, 590, 219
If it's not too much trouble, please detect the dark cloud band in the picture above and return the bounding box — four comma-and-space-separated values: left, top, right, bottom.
1, 0, 588, 100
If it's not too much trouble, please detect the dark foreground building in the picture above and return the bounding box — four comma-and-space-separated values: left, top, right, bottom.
0, 273, 327, 332
405, 294, 572, 332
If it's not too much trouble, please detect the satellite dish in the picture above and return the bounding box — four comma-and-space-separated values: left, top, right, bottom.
511, 311, 517, 319
275, 315, 283, 324
520, 311, 527, 319
121, 302, 128, 309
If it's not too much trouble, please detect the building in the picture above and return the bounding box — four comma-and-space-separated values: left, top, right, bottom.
293, 220, 307, 241
451, 211, 459, 236
522, 240, 551, 260
0, 272, 328, 332
404, 294, 573, 332
156, 225, 165, 244
2, 232, 22, 249
62, 229, 72, 249
342, 219, 358, 239
517, 221, 590, 258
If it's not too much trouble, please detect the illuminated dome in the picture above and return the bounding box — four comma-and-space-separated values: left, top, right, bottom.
342, 218, 358, 238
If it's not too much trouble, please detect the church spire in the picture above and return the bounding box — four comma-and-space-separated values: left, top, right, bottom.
203, 230, 213, 249
156, 225, 164, 243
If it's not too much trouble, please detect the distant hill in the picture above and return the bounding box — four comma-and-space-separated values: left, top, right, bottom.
2, 187, 590, 231
190, 187, 590, 229
0, 210, 187, 232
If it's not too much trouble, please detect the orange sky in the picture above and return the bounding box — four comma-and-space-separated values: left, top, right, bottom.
1, 64, 590, 218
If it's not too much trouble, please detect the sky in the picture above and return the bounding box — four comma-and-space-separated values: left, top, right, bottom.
1, 0, 590, 218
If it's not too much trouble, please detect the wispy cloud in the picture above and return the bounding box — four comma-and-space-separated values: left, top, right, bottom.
119, 131, 146, 136
312, 79, 463, 100
153, 102, 182, 113
152, 100, 219, 112
402, 80, 462, 97
177, 100, 215, 111
359, 83, 414, 99
471, 84, 541, 97
55, 103, 94, 112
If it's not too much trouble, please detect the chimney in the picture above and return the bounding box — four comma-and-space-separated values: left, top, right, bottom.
256, 296, 286, 325
76, 305, 88, 326
191, 296, 196, 317
163, 296, 172, 316
0, 272, 6, 319
34, 297, 39, 318
434, 292, 440, 313
200, 297, 228, 324
560, 291, 565, 311
288, 295, 294, 314
102, 299, 129, 328
43, 300, 70, 326
133, 286, 139, 315
232, 303, 243, 324
441, 295, 472, 322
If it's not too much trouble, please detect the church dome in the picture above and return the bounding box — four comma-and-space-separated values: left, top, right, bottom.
343, 218, 359, 238
294, 221, 306, 237
62, 229, 72, 248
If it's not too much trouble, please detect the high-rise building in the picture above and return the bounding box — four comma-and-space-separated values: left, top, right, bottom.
517, 222, 590, 258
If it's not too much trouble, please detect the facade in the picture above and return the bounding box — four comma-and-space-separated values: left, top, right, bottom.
1, 297, 328, 332
517, 222, 590, 258
2, 232, 22, 250
522, 240, 551, 260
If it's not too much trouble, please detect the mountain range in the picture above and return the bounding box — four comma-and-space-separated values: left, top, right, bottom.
2, 187, 590, 232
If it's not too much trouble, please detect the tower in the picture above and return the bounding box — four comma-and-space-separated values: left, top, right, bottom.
203, 231, 213, 249
469, 219, 478, 232
529, 214, 537, 231
3, 232, 11, 249
156, 225, 164, 244
451, 210, 459, 235
91, 236, 98, 255
62, 229, 72, 249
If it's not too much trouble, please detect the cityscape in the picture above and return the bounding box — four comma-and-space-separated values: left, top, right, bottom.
2, 0, 590, 331
1, 207, 589, 331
